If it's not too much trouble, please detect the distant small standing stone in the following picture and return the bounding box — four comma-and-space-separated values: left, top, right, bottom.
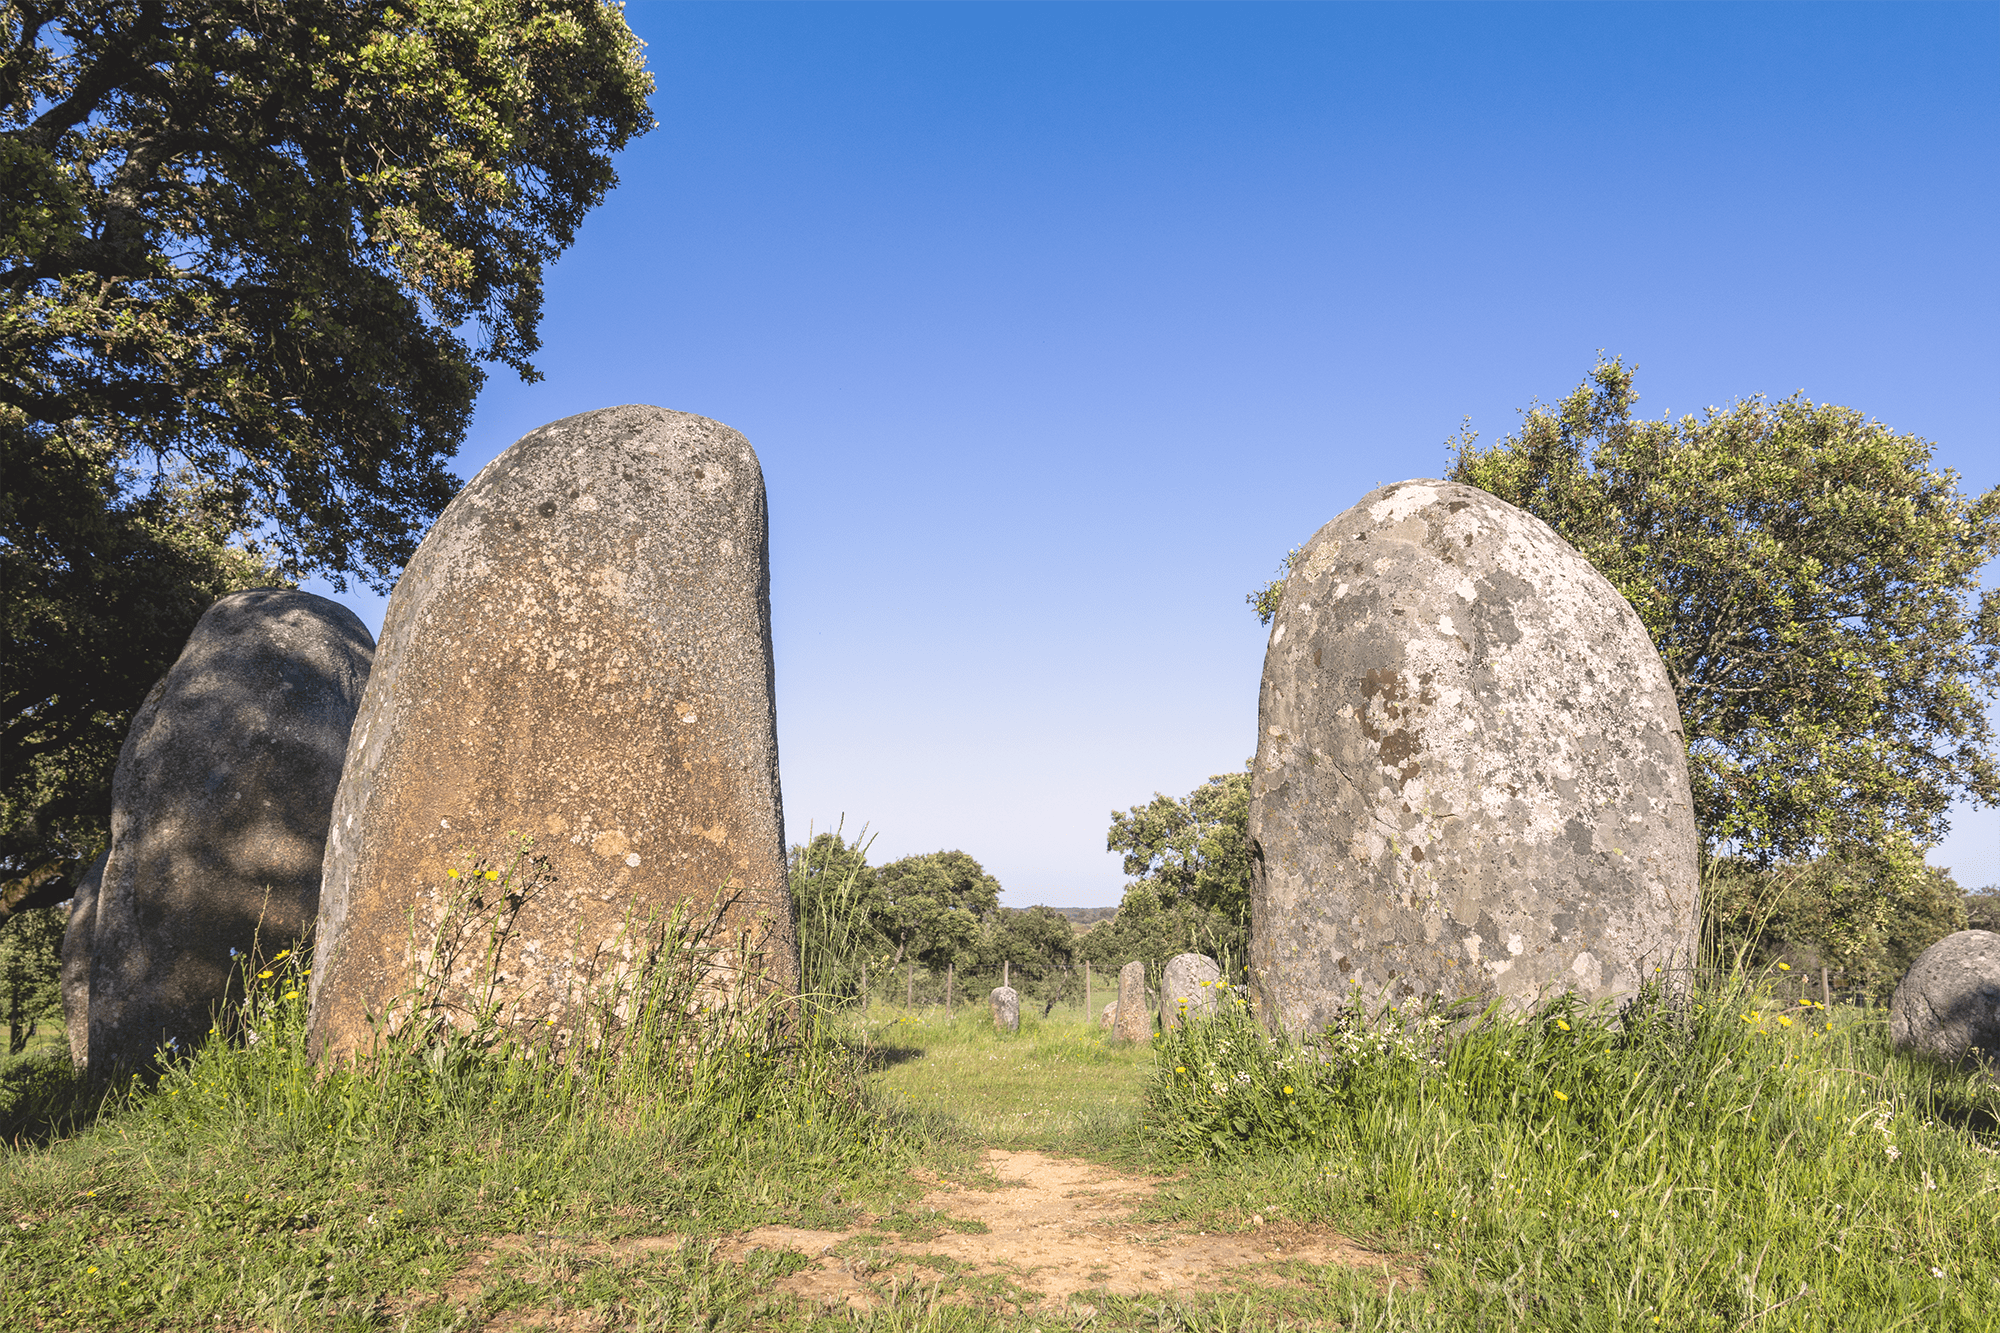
1114, 961, 1150, 1042
990, 986, 1020, 1033
1099, 1000, 1117, 1031
1159, 953, 1222, 1032
1890, 930, 2000, 1064
78, 589, 374, 1074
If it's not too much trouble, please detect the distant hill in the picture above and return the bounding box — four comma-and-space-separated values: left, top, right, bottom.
1040, 906, 1118, 928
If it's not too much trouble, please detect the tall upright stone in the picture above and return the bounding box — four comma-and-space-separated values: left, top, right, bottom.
60, 852, 106, 1067
1114, 960, 1150, 1042
308, 406, 795, 1061
1249, 480, 1698, 1033
1159, 953, 1221, 1033
80, 590, 374, 1072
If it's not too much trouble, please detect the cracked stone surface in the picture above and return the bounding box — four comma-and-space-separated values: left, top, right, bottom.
1249, 480, 1699, 1032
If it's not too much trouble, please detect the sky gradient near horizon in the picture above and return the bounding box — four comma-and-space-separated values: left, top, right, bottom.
309, 1, 1999, 906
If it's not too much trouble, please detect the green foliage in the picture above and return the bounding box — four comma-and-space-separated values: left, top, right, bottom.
1443, 357, 2000, 866
873, 850, 1001, 974
1706, 855, 1969, 1001
1083, 768, 1255, 987
789, 822, 885, 1007
2, 1, 654, 882
1, 454, 283, 884
1106, 768, 1253, 924
975, 905, 1077, 1008
0, 900, 64, 1056
1968, 888, 2000, 933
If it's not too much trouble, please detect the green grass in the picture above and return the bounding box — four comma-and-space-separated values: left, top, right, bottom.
4, 950, 1997, 1332
853, 1001, 1152, 1150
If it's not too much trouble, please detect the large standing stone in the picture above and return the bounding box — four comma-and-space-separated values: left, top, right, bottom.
1249, 480, 1698, 1033
308, 406, 795, 1061
1159, 953, 1222, 1032
79, 590, 374, 1072
1114, 961, 1150, 1042
1890, 930, 2000, 1063
60, 852, 107, 1067
990, 986, 1020, 1033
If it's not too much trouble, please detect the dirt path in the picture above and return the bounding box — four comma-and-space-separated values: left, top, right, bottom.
713, 1148, 1418, 1313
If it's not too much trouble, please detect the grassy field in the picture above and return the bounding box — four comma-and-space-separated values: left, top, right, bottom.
3, 963, 1997, 1331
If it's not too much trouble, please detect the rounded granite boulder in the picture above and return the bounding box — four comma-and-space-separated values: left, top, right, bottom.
1889, 930, 2000, 1064
307, 406, 795, 1061
1248, 480, 1699, 1033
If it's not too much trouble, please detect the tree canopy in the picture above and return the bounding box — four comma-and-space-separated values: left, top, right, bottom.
1443, 358, 1999, 866
2, 1, 654, 894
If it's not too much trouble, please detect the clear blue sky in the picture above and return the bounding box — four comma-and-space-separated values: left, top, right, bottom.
311, 1, 1998, 905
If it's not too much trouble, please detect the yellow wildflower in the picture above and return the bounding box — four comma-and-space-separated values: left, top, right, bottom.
1552, 1090, 1569, 1101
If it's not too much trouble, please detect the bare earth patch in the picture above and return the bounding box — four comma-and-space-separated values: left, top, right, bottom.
723, 1148, 1419, 1312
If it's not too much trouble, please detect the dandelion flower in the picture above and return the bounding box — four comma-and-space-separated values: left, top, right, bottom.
1778, 962, 1791, 971
1283, 1086, 1294, 1095
1556, 1019, 1571, 1032
448, 869, 460, 879
485, 870, 499, 881
1553, 1090, 1569, 1102
282, 991, 299, 1000
1175, 1066, 1186, 1074
258, 970, 273, 980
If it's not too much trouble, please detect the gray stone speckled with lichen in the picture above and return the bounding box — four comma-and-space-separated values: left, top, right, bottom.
1114, 960, 1150, 1042
1248, 480, 1698, 1033
83, 590, 373, 1074
1889, 930, 2000, 1063
990, 986, 1020, 1033
308, 406, 794, 1062
1159, 952, 1221, 1032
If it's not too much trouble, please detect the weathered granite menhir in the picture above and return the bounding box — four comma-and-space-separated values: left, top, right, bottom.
1249, 480, 1698, 1033
1114, 960, 1150, 1042
66, 590, 374, 1073
307, 406, 796, 1061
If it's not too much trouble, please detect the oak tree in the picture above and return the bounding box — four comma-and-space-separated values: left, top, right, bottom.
2, 1, 654, 897
1443, 358, 1999, 866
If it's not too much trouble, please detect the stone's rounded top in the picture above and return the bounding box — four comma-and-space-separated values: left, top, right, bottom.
1890, 929, 2000, 1063
1249, 476, 1698, 1031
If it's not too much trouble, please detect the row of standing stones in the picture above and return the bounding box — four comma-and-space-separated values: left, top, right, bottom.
58, 408, 2000, 1078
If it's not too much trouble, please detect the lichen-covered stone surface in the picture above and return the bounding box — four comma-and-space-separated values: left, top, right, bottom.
1114, 960, 1150, 1042
1159, 952, 1221, 1032
82, 590, 374, 1073
1890, 930, 2000, 1063
1248, 480, 1698, 1034
308, 406, 795, 1062
990, 986, 1020, 1033
60, 851, 106, 1067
